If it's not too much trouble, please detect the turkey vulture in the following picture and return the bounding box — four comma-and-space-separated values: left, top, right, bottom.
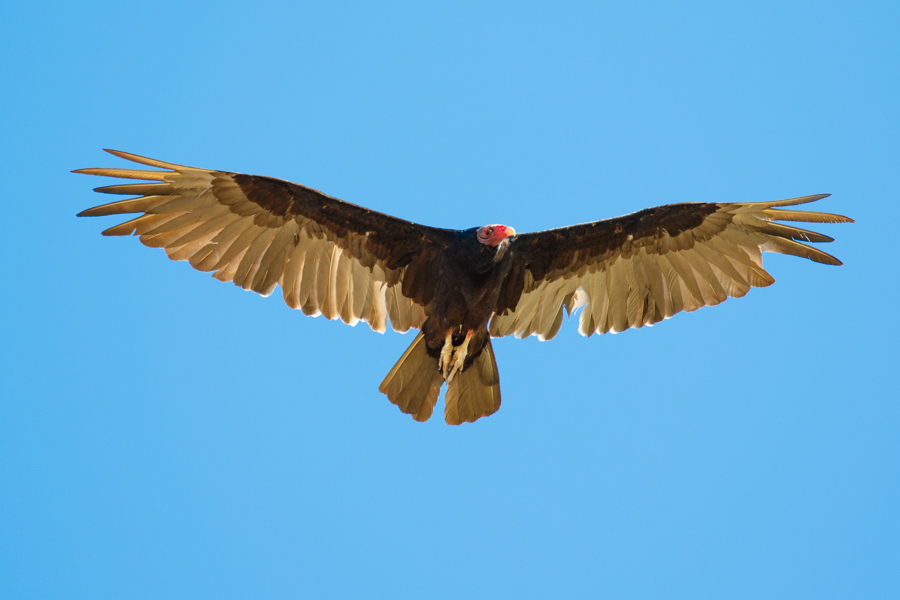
77, 150, 852, 424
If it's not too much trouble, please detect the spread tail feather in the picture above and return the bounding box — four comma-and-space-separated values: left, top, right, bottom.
379, 332, 443, 422
444, 339, 501, 425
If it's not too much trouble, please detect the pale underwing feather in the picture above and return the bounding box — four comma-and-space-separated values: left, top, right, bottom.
78, 150, 436, 334
491, 195, 849, 340
234, 228, 279, 290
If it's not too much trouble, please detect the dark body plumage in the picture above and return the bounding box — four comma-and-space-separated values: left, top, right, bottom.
423, 227, 514, 361
77, 150, 852, 424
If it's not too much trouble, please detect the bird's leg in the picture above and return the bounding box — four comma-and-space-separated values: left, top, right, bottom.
447, 330, 473, 382
438, 330, 454, 379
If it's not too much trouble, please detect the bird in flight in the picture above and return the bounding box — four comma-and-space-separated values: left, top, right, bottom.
77, 150, 852, 424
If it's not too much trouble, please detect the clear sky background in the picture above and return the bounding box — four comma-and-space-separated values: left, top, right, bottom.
2, 1, 897, 598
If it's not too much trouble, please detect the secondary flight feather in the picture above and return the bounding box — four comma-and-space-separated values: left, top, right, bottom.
77, 150, 852, 424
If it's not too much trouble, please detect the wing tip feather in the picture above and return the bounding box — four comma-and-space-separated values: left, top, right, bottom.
769, 193, 831, 207
103, 148, 182, 170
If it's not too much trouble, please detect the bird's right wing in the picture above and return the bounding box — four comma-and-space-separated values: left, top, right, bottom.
490, 195, 852, 340
77, 150, 457, 333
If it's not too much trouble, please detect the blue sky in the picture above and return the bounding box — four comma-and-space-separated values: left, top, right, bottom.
2, 1, 897, 598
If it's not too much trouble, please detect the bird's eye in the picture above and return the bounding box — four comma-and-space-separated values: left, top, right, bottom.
481, 227, 493, 238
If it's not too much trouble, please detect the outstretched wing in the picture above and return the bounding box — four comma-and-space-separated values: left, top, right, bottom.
77, 150, 457, 333
490, 195, 852, 340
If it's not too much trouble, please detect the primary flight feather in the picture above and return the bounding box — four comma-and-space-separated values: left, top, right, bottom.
77, 150, 852, 424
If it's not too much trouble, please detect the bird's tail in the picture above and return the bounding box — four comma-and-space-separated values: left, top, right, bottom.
379, 332, 443, 422
379, 333, 502, 424
444, 338, 501, 425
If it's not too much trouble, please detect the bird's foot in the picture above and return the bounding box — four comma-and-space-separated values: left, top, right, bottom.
438, 331, 454, 379
443, 330, 473, 382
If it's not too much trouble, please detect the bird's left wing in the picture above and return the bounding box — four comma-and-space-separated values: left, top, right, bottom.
490, 195, 852, 340
77, 150, 456, 333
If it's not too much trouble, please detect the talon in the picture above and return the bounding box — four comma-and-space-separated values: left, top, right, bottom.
439, 331, 453, 378
447, 330, 473, 382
